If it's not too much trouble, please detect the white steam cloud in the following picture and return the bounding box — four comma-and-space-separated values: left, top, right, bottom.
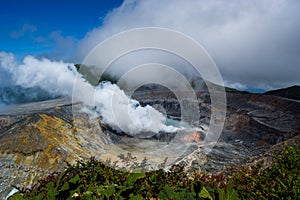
77, 0, 300, 90
0, 52, 177, 134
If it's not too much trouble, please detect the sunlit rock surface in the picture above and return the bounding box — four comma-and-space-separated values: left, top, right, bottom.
0, 98, 107, 197
0, 88, 299, 198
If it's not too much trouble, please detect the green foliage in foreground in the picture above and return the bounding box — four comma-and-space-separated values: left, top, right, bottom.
231, 145, 300, 200
10, 145, 299, 200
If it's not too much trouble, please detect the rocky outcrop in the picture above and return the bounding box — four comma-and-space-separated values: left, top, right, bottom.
133, 88, 300, 173
0, 100, 107, 198
0, 88, 299, 199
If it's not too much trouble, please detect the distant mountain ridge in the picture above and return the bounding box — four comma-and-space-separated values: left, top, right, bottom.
265, 85, 300, 101
0, 86, 57, 105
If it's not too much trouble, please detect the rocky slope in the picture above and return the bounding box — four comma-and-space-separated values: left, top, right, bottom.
0, 89, 299, 199
265, 85, 300, 101
0, 98, 108, 198
132, 88, 300, 172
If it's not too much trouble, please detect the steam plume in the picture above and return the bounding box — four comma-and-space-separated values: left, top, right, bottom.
0, 52, 177, 134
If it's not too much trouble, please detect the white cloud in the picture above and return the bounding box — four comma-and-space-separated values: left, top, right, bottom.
224, 81, 247, 91
77, 0, 300, 90
34, 31, 78, 61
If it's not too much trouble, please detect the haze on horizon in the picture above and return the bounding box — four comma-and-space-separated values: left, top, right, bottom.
0, 0, 300, 92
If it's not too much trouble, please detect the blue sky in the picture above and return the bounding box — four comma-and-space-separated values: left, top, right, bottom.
0, 0, 299, 91
0, 0, 123, 61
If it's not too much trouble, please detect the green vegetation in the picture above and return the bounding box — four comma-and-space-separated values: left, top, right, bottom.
231, 145, 300, 199
10, 145, 299, 199
98, 73, 118, 85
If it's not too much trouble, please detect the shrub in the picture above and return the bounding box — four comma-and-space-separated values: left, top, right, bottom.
10, 145, 299, 200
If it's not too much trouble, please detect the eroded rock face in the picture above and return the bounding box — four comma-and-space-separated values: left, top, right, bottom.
133, 89, 300, 173
0, 99, 107, 198
0, 89, 299, 198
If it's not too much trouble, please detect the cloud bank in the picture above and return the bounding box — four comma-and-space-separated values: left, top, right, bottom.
77, 0, 300, 90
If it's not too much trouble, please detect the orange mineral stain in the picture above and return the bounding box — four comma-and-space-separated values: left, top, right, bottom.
183, 131, 203, 142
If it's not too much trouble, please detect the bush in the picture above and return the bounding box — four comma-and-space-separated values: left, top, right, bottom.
10, 145, 299, 200
232, 144, 300, 200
